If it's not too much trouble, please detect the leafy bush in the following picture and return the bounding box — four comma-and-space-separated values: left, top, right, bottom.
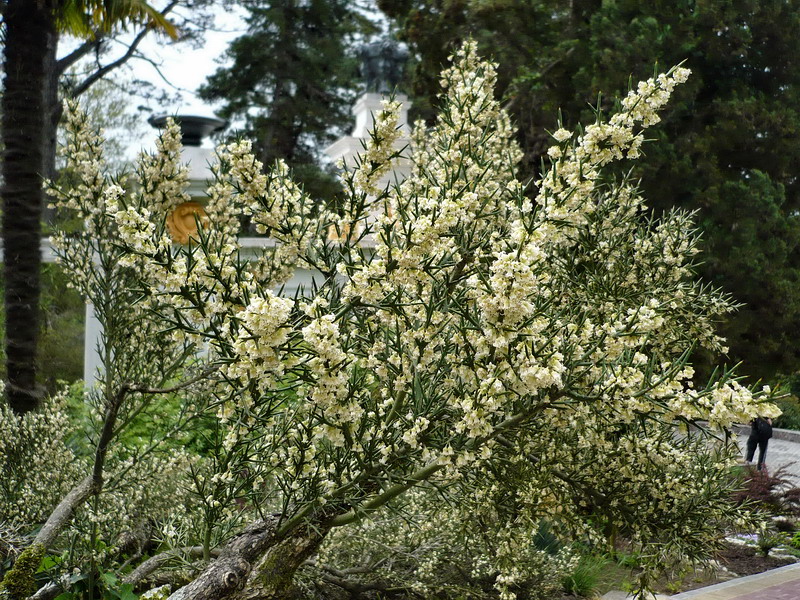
732, 465, 800, 516
773, 394, 800, 430
756, 526, 785, 557
563, 554, 609, 598
789, 531, 800, 550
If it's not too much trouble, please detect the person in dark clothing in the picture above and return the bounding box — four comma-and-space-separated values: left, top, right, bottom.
746, 416, 773, 471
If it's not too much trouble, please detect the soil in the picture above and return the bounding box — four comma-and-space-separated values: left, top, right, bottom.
717, 542, 796, 577
649, 542, 798, 595
588, 542, 798, 598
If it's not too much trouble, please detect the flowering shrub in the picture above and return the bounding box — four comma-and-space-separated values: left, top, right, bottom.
0, 384, 197, 594
5, 42, 781, 600
0, 104, 210, 597
0, 387, 81, 534
312, 487, 577, 599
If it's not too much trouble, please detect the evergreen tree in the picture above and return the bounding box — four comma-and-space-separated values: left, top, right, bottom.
379, 0, 800, 380
198, 0, 377, 202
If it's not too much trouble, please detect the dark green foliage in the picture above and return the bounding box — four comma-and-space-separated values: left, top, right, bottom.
199, 0, 377, 202
379, 0, 800, 381
773, 395, 800, 431
532, 521, 561, 555
563, 554, 608, 598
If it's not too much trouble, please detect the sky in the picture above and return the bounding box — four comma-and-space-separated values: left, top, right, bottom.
62, 4, 248, 155
59, 2, 387, 159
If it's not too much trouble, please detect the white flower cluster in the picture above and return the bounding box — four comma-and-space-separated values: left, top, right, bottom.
535, 66, 692, 239
301, 315, 355, 425
0, 390, 82, 530
206, 140, 260, 240
226, 292, 294, 392
136, 118, 191, 218
350, 99, 404, 198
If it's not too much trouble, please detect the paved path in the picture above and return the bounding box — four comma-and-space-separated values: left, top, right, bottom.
736, 427, 800, 484
669, 563, 800, 599
601, 564, 800, 600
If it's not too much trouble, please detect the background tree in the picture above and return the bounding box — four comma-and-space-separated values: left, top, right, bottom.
1, 0, 58, 414
379, 0, 800, 382
0, 0, 176, 413
198, 0, 378, 203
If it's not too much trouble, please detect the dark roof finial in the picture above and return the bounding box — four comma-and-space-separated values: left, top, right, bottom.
358, 38, 409, 94
148, 114, 227, 146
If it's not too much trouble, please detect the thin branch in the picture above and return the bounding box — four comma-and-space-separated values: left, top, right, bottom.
69, 27, 151, 98
62, 0, 180, 97
126, 365, 218, 395
328, 463, 443, 528
92, 383, 130, 484
56, 37, 103, 76
126, 49, 191, 92
317, 570, 413, 597
302, 559, 419, 597
123, 546, 219, 587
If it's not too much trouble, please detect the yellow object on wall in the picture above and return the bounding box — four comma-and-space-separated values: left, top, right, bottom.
167, 202, 209, 244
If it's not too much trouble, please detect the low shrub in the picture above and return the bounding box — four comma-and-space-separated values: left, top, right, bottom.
789, 531, 800, 550
563, 554, 609, 598
756, 526, 784, 557
732, 465, 800, 516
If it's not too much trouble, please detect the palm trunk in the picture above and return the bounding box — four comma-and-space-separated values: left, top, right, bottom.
42, 51, 63, 224
1, 0, 58, 413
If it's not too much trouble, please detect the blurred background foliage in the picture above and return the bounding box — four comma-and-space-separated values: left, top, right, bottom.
378, 0, 800, 385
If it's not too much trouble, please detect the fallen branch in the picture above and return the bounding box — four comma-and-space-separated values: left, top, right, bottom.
33, 476, 97, 550
124, 546, 219, 588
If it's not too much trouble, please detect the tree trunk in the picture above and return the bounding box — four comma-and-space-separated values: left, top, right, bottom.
168, 518, 329, 600
1, 0, 58, 413
231, 526, 329, 600
42, 48, 62, 224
